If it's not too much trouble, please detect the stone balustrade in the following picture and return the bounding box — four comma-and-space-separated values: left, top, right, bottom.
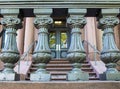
0, 8, 119, 81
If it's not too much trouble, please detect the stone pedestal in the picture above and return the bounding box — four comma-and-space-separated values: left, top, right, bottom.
67, 63, 89, 81
30, 63, 50, 81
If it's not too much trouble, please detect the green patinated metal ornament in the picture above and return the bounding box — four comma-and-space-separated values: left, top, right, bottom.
67, 15, 88, 81
67, 16, 86, 63
30, 14, 53, 81
98, 16, 120, 80
0, 9, 21, 81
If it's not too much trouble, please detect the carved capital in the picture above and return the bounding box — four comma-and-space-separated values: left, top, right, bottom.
67, 16, 86, 28
1, 17, 21, 29
98, 16, 119, 29
34, 16, 53, 29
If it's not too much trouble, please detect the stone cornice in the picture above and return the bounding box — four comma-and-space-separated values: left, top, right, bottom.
0, 1, 120, 8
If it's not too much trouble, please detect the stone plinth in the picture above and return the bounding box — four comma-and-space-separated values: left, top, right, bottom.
0, 81, 119, 89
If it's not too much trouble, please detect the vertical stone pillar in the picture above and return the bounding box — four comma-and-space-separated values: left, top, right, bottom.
98, 9, 120, 80
0, 9, 21, 81
67, 9, 89, 81
24, 17, 34, 59
30, 9, 53, 81
84, 17, 97, 60
16, 19, 25, 55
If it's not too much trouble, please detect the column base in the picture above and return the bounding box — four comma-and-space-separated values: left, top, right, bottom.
100, 63, 120, 81
30, 63, 51, 81
0, 72, 20, 81
30, 69, 51, 81
0, 63, 20, 81
67, 68, 89, 81
100, 72, 120, 81
106, 72, 120, 81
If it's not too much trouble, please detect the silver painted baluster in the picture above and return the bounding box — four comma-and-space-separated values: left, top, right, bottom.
30, 9, 53, 81
67, 9, 89, 81
0, 9, 21, 81
98, 9, 120, 80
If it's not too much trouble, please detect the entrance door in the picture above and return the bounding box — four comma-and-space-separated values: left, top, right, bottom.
49, 28, 70, 58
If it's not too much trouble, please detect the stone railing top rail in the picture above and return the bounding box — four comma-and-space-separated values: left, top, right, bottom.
0, 0, 120, 8
0, 0, 120, 1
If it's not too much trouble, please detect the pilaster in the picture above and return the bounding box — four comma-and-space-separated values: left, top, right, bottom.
17, 19, 25, 55
84, 17, 98, 61
24, 17, 34, 56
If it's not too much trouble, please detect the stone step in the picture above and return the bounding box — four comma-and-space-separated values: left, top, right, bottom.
49, 71, 96, 75
47, 68, 93, 72
31, 63, 90, 68
27, 71, 96, 78
46, 64, 91, 68
49, 61, 89, 64
30, 67, 93, 72
51, 76, 99, 81
26, 59, 99, 81
50, 72, 96, 78
25, 76, 99, 81
49, 61, 70, 64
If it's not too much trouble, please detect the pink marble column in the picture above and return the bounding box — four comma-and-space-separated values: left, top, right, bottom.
34, 28, 38, 48
84, 17, 97, 61
16, 19, 25, 55
96, 21, 103, 51
24, 17, 35, 60
114, 24, 120, 50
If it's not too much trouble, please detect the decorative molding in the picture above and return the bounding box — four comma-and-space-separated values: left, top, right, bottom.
67, 16, 86, 28
67, 16, 86, 63
98, 16, 119, 29
33, 16, 53, 64
0, 1, 120, 8
34, 16, 53, 29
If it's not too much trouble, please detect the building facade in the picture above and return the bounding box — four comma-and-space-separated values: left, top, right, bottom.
0, 0, 119, 89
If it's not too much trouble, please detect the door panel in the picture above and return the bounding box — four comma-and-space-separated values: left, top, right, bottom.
49, 28, 70, 59
49, 32, 56, 58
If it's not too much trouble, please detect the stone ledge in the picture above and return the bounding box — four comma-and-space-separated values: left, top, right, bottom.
0, 1, 120, 8
0, 81, 119, 89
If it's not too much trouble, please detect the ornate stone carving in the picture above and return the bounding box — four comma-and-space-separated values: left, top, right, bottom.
67, 16, 86, 63
33, 16, 53, 64
98, 16, 120, 79
67, 16, 88, 81
30, 15, 53, 81
34, 16, 53, 29
0, 15, 20, 80
98, 16, 119, 29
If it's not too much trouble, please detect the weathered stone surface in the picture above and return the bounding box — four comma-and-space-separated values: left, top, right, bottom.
67, 16, 86, 63
30, 73, 51, 81
0, 0, 120, 8
0, 73, 15, 81
0, 81, 119, 89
